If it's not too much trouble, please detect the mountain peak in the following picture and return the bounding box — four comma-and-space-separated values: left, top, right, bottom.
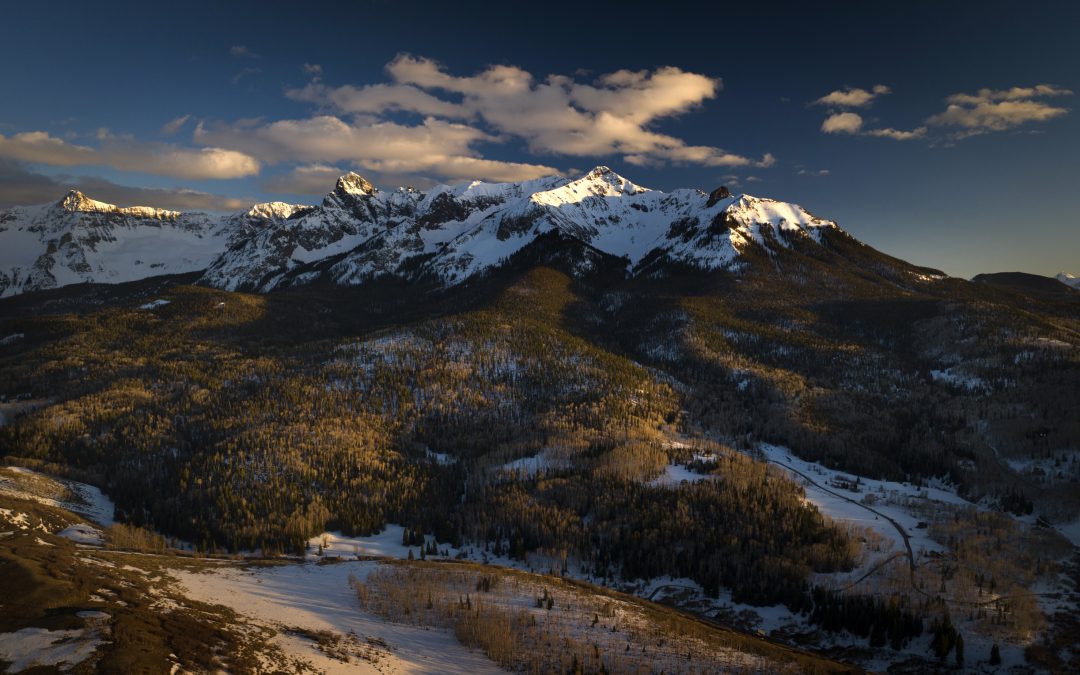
59, 189, 111, 213
334, 172, 378, 197
546, 165, 647, 198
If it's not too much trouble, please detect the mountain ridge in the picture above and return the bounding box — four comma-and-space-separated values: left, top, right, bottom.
1, 167, 943, 298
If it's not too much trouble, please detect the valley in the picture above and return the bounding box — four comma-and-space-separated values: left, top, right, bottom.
1, 169, 1078, 673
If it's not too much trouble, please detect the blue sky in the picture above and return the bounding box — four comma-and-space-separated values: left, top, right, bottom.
0, 0, 1077, 278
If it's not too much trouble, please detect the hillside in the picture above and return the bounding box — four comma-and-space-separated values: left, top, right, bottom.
1, 170, 1078, 672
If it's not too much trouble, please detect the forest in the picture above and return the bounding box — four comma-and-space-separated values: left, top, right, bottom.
1, 252, 1077, 630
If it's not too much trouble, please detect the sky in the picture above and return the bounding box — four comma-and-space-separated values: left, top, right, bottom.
0, 0, 1077, 278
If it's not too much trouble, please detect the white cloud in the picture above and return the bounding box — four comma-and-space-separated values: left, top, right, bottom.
928, 84, 1071, 136
797, 168, 830, 176
0, 131, 95, 165
289, 54, 767, 170
1, 55, 774, 189
195, 115, 557, 182
820, 111, 925, 140
0, 131, 260, 180
821, 112, 864, 134
161, 114, 191, 135
814, 85, 890, 108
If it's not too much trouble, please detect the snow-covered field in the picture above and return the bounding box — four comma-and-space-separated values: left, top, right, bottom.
174, 561, 503, 674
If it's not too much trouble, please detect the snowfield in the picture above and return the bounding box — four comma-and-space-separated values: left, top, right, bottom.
174, 561, 503, 675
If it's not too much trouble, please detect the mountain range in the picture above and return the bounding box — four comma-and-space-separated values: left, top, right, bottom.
1, 166, 955, 298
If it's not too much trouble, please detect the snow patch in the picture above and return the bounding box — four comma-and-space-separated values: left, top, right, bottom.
0, 627, 103, 672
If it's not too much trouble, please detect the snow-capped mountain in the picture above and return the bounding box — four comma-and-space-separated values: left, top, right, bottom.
0, 190, 304, 297
205, 166, 842, 292
2, 167, 878, 298
1057, 272, 1080, 290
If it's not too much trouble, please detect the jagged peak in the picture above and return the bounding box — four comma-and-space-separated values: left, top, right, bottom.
334, 172, 378, 197
57, 189, 179, 219
59, 189, 114, 213
532, 166, 648, 206
246, 201, 309, 220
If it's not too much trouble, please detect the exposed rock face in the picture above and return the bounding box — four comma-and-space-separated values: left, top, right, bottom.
706, 186, 732, 208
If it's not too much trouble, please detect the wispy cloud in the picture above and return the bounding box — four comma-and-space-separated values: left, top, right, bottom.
814, 84, 891, 108
0, 159, 248, 211
262, 163, 345, 194
817, 82, 1070, 143
820, 111, 926, 140
161, 114, 191, 135
229, 45, 259, 59
232, 67, 262, 84
0, 130, 260, 180
927, 84, 1072, 138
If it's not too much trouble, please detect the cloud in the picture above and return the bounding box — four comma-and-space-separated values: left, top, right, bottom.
287, 82, 468, 119
797, 168, 830, 176
229, 45, 259, 59
821, 112, 864, 134
196, 115, 557, 182
927, 84, 1071, 136
288, 54, 768, 170
814, 85, 891, 108
302, 63, 323, 77
866, 126, 926, 140
820, 111, 925, 140
0, 159, 248, 211
0, 130, 260, 180
161, 114, 191, 135
262, 163, 345, 194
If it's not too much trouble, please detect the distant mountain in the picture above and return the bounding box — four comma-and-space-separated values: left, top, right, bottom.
1057, 271, 1080, 290
0, 189, 304, 298
973, 271, 1080, 301
0, 167, 948, 297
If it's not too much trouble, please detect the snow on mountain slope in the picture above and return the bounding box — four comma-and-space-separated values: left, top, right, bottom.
0, 190, 304, 298
0, 168, 842, 297
1057, 272, 1080, 290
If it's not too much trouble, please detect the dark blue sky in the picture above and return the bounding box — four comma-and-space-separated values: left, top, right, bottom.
1, 1, 1077, 277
